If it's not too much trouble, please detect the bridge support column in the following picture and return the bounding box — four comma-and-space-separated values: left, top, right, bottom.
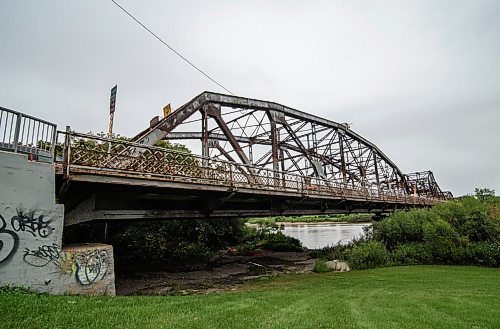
0, 151, 115, 295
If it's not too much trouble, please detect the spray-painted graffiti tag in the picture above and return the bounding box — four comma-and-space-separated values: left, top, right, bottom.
0, 215, 19, 264
23, 243, 67, 269
74, 250, 109, 286
11, 211, 53, 238
23, 244, 110, 286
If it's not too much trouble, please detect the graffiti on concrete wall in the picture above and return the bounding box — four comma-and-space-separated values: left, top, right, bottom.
23, 243, 69, 269
74, 250, 110, 286
0, 215, 19, 264
1, 209, 54, 265
11, 211, 54, 238
23, 244, 110, 286
2, 207, 109, 287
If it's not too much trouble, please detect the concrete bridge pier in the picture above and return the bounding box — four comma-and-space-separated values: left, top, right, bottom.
0, 150, 115, 295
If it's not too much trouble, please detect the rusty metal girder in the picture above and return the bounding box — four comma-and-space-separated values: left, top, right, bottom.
116, 92, 449, 200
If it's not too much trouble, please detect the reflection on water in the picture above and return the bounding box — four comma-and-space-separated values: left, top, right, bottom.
283, 223, 372, 249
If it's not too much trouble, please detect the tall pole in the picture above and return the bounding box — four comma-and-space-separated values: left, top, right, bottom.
108, 85, 117, 153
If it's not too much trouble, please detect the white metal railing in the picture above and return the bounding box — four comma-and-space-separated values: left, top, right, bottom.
0, 106, 57, 161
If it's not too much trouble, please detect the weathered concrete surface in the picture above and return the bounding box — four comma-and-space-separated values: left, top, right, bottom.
0, 151, 115, 295
60, 244, 115, 296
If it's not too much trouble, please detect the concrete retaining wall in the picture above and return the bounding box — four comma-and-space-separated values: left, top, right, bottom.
0, 151, 115, 295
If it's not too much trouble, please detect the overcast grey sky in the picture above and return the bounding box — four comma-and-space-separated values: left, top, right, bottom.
1, 0, 499, 196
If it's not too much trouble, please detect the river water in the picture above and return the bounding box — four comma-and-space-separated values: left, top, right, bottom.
282, 222, 372, 249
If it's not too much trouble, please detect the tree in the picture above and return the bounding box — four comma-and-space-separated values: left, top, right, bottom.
475, 188, 496, 201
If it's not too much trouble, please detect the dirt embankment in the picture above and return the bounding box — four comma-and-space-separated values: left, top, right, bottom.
115, 250, 315, 296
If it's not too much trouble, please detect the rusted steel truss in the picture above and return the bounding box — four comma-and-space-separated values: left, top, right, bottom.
405, 171, 452, 199
128, 92, 449, 200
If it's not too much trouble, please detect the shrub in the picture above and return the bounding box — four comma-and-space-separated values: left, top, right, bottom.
422, 218, 462, 263
434, 196, 499, 242
317, 189, 500, 269
392, 242, 429, 265
348, 240, 389, 270
465, 241, 500, 267
259, 232, 303, 252
312, 242, 352, 261
312, 232, 371, 261
372, 209, 438, 250
239, 223, 303, 253
313, 260, 332, 273
64, 218, 249, 270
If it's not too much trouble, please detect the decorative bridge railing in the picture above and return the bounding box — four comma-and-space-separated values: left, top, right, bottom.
57, 131, 437, 206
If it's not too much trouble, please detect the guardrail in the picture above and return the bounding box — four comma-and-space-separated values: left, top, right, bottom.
0, 106, 57, 162
58, 131, 437, 206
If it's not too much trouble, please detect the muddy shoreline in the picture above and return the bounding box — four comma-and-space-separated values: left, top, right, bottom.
115, 250, 316, 296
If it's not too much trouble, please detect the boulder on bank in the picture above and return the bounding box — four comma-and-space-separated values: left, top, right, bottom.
325, 260, 350, 272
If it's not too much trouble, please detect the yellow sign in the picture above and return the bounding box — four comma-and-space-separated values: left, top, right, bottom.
163, 103, 172, 117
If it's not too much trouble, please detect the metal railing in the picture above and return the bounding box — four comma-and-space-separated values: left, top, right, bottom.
0, 106, 57, 162
57, 131, 437, 206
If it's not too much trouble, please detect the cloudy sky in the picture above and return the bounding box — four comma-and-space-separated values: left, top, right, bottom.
1, 0, 499, 196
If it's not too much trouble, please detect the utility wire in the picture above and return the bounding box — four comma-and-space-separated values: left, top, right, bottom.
111, 0, 235, 95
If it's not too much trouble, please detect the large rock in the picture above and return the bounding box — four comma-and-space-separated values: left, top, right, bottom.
325, 260, 350, 272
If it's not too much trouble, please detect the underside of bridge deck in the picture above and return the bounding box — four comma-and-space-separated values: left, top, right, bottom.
59, 178, 423, 226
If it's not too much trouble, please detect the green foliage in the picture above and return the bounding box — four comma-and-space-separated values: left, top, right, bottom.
67, 218, 303, 270
259, 233, 303, 252
348, 240, 390, 270
0, 286, 37, 296
338, 188, 500, 269
464, 241, 500, 267
392, 242, 429, 265
237, 223, 303, 254
154, 139, 191, 154
372, 209, 437, 250
65, 219, 248, 270
313, 259, 332, 273
311, 242, 352, 261
245, 213, 372, 225
474, 187, 495, 201
434, 196, 499, 242
422, 218, 462, 263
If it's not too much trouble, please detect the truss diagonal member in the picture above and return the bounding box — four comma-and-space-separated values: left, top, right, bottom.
204, 103, 252, 166
281, 121, 325, 178
267, 110, 281, 172
204, 103, 263, 185
125, 92, 421, 194
214, 144, 256, 185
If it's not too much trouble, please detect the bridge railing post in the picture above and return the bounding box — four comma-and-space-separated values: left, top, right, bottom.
62, 126, 71, 177
12, 113, 22, 153
50, 123, 57, 160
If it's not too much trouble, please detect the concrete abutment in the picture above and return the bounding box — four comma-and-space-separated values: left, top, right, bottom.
0, 151, 115, 295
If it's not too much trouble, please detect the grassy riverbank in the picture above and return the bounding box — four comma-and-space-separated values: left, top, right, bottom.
246, 213, 372, 225
1, 266, 498, 329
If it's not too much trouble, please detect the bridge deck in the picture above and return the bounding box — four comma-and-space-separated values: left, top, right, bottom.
56, 132, 436, 225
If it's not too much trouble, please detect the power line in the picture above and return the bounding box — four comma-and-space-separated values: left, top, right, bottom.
110, 0, 235, 95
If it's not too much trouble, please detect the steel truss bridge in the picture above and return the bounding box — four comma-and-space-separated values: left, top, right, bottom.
26, 92, 449, 225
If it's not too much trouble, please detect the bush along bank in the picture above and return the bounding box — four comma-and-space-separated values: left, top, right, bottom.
314, 189, 500, 269
237, 222, 303, 254
64, 219, 304, 272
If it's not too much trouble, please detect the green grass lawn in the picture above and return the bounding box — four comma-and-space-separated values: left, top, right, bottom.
1, 266, 499, 329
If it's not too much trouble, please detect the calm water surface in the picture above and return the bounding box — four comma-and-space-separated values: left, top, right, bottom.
283, 222, 371, 249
